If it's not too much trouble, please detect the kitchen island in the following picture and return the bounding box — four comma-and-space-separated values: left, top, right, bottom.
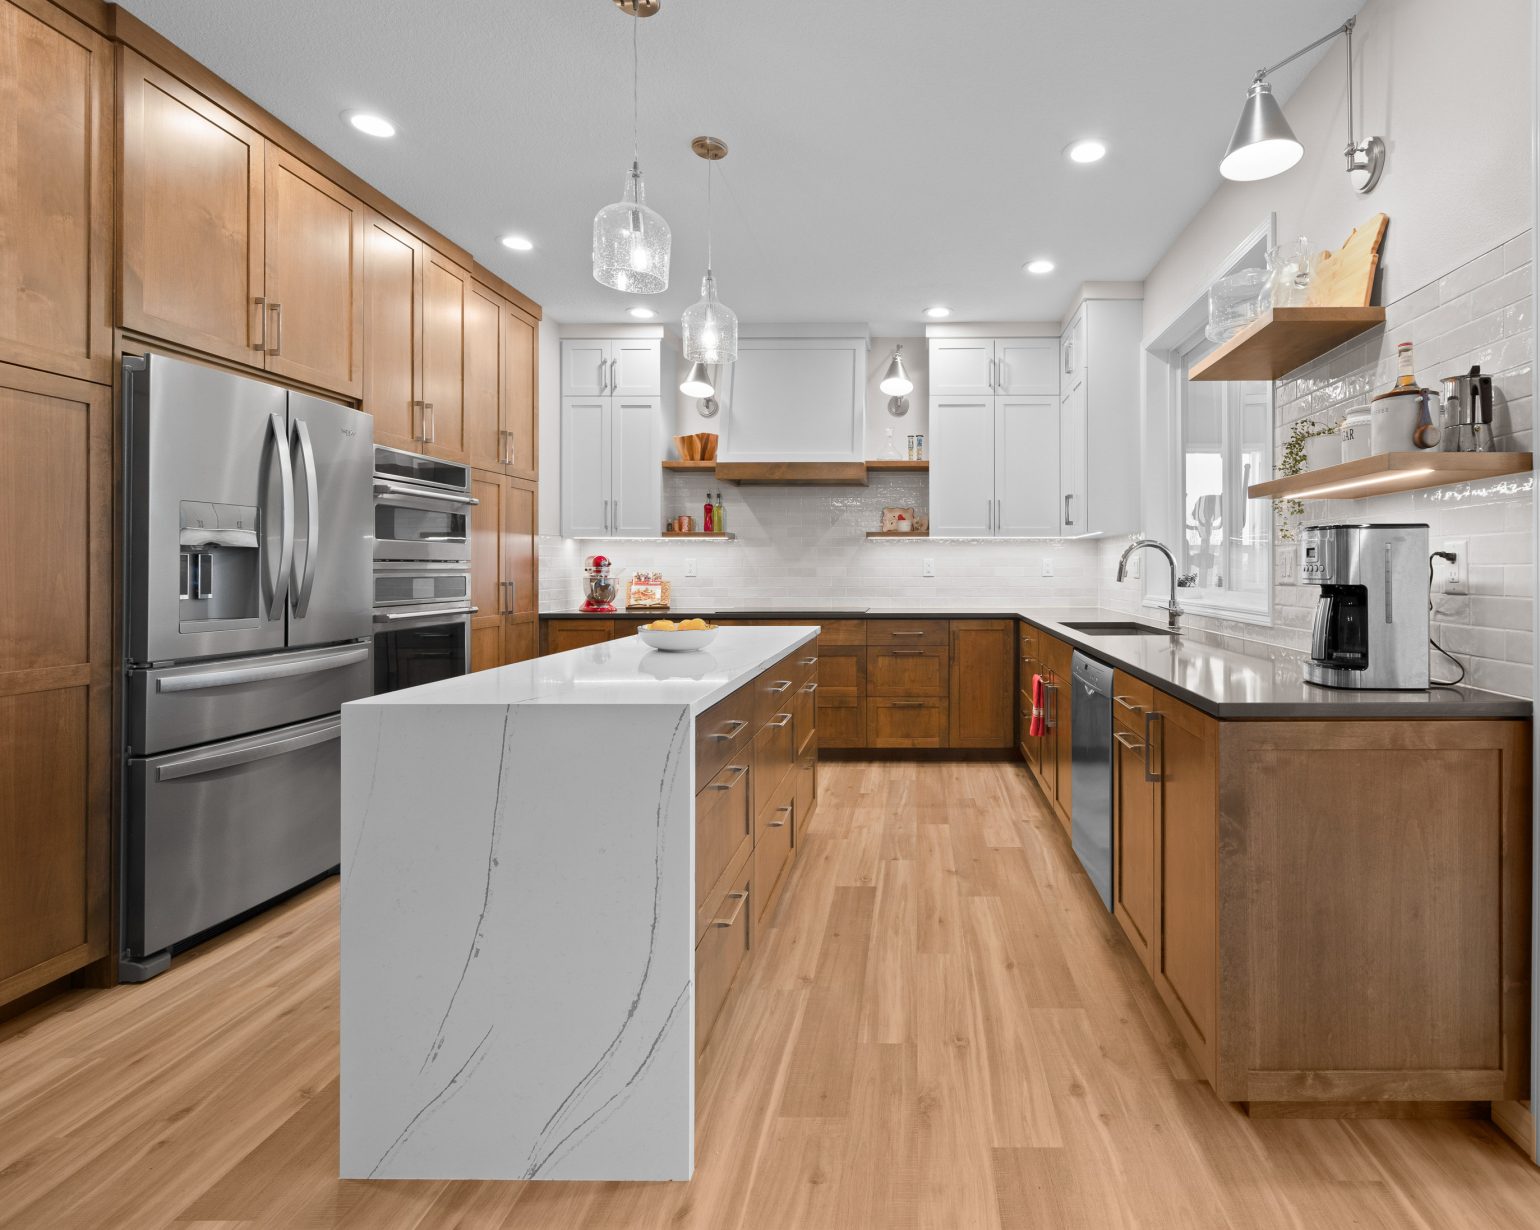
339, 625, 818, 1181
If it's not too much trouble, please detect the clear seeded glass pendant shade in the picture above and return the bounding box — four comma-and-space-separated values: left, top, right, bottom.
681, 270, 737, 364
592, 163, 671, 293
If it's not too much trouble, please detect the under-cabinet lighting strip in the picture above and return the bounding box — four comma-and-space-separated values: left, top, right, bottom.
1282, 468, 1434, 500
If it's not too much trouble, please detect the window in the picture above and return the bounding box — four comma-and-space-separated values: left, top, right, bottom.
1175, 330, 1271, 617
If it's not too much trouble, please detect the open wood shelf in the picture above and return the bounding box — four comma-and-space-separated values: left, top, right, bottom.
865, 459, 929, 472
1190, 307, 1386, 382
662, 460, 717, 472
866, 530, 929, 538
660, 531, 734, 539
1248, 451, 1533, 500
663, 459, 930, 483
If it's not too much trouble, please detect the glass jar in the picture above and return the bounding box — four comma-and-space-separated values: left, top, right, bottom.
1206, 267, 1270, 344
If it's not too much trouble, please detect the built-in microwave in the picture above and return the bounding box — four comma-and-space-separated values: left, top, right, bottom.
373, 446, 475, 563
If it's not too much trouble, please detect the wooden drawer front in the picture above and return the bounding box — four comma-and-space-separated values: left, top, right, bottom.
867, 646, 948, 698
752, 710, 796, 817
696, 684, 754, 791
866, 618, 948, 649
754, 770, 797, 924
796, 734, 818, 826
818, 648, 862, 694
1112, 670, 1155, 731
695, 760, 751, 907
1018, 621, 1038, 655
815, 619, 866, 646
696, 846, 753, 1057
544, 619, 612, 655
792, 647, 820, 686
610, 618, 649, 640
752, 655, 800, 729
818, 695, 865, 749
867, 698, 947, 748
792, 676, 818, 750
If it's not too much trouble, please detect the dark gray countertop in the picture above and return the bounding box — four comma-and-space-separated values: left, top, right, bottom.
540, 605, 1532, 719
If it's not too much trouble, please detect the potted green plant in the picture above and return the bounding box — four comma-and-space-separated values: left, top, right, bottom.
1275, 417, 1338, 542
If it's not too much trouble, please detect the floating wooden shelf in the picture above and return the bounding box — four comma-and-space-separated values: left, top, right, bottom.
660, 531, 734, 539
1190, 307, 1386, 382
865, 459, 929, 472
1248, 451, 1533, 501
865, 530, 929, 538
663, 458, 929, 484
662, 460, 717, 472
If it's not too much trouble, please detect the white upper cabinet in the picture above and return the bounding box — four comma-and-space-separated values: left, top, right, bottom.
997, 396, 1060, 537
559, 335, 666, 537
1057, 298, 1141, 536
996, 339, 1059, 396
929, 395, 996, 536
930, 337, 1058, 397
1059, 308, 1086, 397
1058, 380, 1087, 534
720, 334, 865, 462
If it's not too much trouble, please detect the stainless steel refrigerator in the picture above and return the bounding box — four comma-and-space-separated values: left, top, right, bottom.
122, 353, 374, 979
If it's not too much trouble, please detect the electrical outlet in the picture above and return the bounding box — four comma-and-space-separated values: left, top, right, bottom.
1041, 556, 1054, 577
1126, 553, 1141, 580
1441, 541, 1467, 594
685, 558, 697, 578
922, 558, 935, 578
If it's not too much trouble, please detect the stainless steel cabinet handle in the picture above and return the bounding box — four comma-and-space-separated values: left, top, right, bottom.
267, 302, 282, 356
413, 400, 426, 442
290, 419, 320, 618
157, 645, 370, 693
989, 357, 997, 390
598, 358, 607, 394
986, 497, 993, 533
890, 649, 925, 656
1064, 494, 1074, 526
1114, 694, 1144, 714
712, 889, 748, 929
890, 700, 925, 709
424, 402, 436, 444
1064, 340, 1072, 373
1044, 682, 1057, 728
800, 681, 818, 693
996, 498, 1002, 532
266, 412, 294, 620
767, 712, 793, 728
709, 719, 747, 741
1384, 543, 1394, 622
709, 764, 748, 788
766, 680, 792, 693
156, 717, 340, 782
1113, 730, 1144, 753
799, 656, 818, 667
890, 630, 926, 637
253, 296, 267, 351
767, 804, 792, 829
610, 358, 618, 391
1144, 711, 1164, 783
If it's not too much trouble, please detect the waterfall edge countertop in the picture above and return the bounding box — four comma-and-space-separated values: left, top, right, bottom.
540, 605, 1531, 719
339, 626, 817, 1182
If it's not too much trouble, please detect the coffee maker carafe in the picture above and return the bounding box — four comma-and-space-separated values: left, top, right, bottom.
1299, 523, 1429, 690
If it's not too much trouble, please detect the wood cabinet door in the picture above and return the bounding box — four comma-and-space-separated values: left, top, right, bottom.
422, 249, 468, 461
928, 396, 995, 537
501, 305, 538, 481
544, 620, 612, 655
503, 478, 536, 616
119, 48, 266, 367
462, 282, 503, 471
501, 616, 539, 667
948, 620, 1013, 747
0, 364, 110, 1002
361, 211, 423, 452
0, 0, 112, 383
1112, 717, 1158, 972
262, 147, 364, 396
468, 470, 506, 671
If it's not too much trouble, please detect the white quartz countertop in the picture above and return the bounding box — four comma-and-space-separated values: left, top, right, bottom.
350, 625, 819, 713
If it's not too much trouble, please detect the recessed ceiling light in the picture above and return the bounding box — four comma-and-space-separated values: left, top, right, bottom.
344, 110, 396, 139
1065, 138, 1107, 164
923, 306, 951, 319
1024, 258, 1056, 275
500, 234, 534, 252
627, 306, 657, 319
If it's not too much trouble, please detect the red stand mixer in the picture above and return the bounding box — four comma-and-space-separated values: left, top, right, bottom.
580, 554, 618, 613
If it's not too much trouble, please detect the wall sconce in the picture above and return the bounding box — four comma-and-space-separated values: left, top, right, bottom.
879, 344, 914, 416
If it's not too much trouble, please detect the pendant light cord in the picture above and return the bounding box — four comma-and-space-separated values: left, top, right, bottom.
706, 159, 713, 271
631, 16, 640, 166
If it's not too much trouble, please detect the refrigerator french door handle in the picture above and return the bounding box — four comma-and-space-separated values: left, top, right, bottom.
155, 717, 341, 782
266, 412, 295, 619
291, 419, 321, 618
156, 644, 371, 692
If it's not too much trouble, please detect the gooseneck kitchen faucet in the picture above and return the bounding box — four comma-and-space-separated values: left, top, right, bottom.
1116, 539, 1186, 632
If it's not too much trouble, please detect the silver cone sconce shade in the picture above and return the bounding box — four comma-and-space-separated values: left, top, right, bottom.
1219, 80, 1303, 182
878, 345, 914, 396
592, 163, 671, 292
679, 361, 715, 399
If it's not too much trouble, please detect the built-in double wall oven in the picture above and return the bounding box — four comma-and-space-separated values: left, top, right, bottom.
372, 446, 478, 693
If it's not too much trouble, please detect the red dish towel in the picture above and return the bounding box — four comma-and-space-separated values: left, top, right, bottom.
1028, 674, 1046, 737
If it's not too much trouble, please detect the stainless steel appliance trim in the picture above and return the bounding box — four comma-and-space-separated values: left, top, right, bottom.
373, 480, 479, 507
155, 716, 340, 782
156, 644, 371, 693
373, 603, 478, 624
292, 419, 320, 618
267, 411, 295, 619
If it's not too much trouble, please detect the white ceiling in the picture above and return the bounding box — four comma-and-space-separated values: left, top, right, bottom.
120, 0, 1359, 332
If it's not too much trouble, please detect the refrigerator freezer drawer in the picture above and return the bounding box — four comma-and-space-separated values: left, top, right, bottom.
126, 715, 344, 957
128, 642, 372, 756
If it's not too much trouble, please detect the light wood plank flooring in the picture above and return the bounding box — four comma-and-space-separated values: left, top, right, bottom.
1, 758, 1537, 1228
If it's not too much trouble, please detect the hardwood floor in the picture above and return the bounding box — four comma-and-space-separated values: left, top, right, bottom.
1, 759, 1536, 1228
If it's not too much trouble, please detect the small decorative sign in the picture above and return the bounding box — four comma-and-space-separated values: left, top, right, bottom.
881, 506, 916, 532
626, 571, 671, 609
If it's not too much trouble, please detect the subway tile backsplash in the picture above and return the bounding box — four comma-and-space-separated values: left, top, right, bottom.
1100, 231, 1535, 699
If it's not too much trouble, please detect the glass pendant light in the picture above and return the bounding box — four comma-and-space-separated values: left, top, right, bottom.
681, 136, 738, 365
592, 5, 670, 293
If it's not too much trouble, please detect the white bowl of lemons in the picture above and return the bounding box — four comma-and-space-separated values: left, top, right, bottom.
636, 617, 719, 652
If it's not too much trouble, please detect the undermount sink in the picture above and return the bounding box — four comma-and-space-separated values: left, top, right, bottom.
1060, 621, 1178, 637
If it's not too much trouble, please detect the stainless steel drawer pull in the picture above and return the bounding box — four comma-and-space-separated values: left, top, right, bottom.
1112, 730, 1144, 752
766, 680, 792, 693
800, 682, 818, 694
890, 630, 926, 637
890, 700, 925, 709
267, 302, 283, 356
708, 765, 748, 788
767, 713, 793, 728
252, 296, 267, 351
799, 656, 818, 667
767, 805, 791, 829
889, 649, 925, 656
709, 719, 747, 740
1144, 711, 1164, 783
712, 889, 748, 929
155, 717, 340, 782
157, 645, 370, 693
1113, 694, 1144, 713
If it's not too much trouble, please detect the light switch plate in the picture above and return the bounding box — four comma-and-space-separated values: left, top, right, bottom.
922, 558, 935, 578
1041, 556, 1054, 577
1442, 541, 1467, 593
685, 558, 697, 577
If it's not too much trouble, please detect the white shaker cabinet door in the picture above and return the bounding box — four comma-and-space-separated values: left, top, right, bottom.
928, 339, 997, 397
1059, 380, 1087, 534
561, 340, 611, 397
610, 339, 662, 397
996, 396, 1060, 537
1059, 310, 1085, 399
560, 396, 610, 537
610, 397, 665, 537
928, 396, 996, 537
996, 339, 1060, 397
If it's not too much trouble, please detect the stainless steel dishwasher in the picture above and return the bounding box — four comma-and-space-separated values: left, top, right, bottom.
1069, 651, 1114, 910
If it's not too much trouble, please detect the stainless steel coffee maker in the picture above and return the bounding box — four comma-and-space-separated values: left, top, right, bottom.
1299, 523, 1429, 690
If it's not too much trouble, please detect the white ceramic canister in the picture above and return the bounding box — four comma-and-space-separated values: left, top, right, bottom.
1339, 408, 1372, 462
1370, 387, 1436, 454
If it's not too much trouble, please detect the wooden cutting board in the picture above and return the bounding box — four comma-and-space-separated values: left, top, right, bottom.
1306, 213, 1389, 307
